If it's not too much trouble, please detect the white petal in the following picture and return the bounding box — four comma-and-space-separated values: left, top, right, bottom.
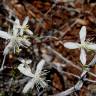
26, 59, 32, 65
21, 39, 31, 47
23, 79, 35, 93
75, 80, 83, 90
79, 26, 86, 43
20, 29, 24, 36
16, 40, 25, 47
0, 30, 11, 40
87, 44, 96, 50
18, 58, 25, 63
35, 59, 45, 74
13, 29, 18, 37
80, 48, 86, 65
18, 64, 34, 77
39, 79, 47, 88
23, 16, 29, 26
13, 18, 20, 36
13, 18, 20, 30
3, 42, 13, 55
26, 29, 33, 35
64, 42, 79, 49
15, 18, 20, 25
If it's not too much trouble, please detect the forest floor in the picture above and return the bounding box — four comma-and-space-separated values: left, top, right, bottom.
0, 0, 96, 96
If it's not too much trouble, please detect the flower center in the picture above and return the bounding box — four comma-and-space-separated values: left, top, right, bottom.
80, 42, 92, 50
80, 42, 87, 48
23, 25, 29, 31
16, 25, 29, 31
11, 36, 22, 53
11, 36, 17, 41
34, 73, 41, 80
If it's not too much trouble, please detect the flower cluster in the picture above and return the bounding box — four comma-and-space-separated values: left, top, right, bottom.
0, 17, 33, 70
64, 26, 96, 65
0, 14, 95, 95
0, 17, 48, 93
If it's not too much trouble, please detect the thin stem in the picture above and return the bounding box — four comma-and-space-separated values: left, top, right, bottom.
0, 55, 6, 71
45, 46, 96, 78
55, 55, 96, 96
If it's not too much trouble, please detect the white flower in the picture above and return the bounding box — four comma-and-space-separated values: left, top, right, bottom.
64, 26, 96, 65
0, 30, 31, 55
18, 59, 47, 93
0, 27, 31, 70
14, 16, 33, 36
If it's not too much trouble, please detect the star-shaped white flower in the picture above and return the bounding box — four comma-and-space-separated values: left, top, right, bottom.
0, 25, 31, 70
18, 59, 47, 93
64, 26, 96, 65
14, 16, 33, 36
0, 30, 31, 55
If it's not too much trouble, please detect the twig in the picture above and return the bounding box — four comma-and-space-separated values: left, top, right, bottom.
46, 46, 81, 70
54, 63, 96, 83
55, 55, 96, 96
54, 86, 75, 96
45, 46, 96, 78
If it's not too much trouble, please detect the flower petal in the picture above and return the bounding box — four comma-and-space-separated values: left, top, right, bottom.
18, 58, 25, 64
3, 41, 13, 55
26, 29, 33, 35
18, 64, 34, 77
22, 79, 35, 93
23, 16, 29, 26
75, 80, 83, 91
13, 18, 20, 36
80, 48, 86, 65
64, 42, 79, 49
39, 79, 47, 88
35, 59, 45, 74
15, 18, 20, 25
79, 26, 86, 43
13, 18, 20, 31
26, 59, 32, 65
87, 44, 96, 50
20, 29, 24, 36
0, 30, 11, 40
21, 39, 31, 47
